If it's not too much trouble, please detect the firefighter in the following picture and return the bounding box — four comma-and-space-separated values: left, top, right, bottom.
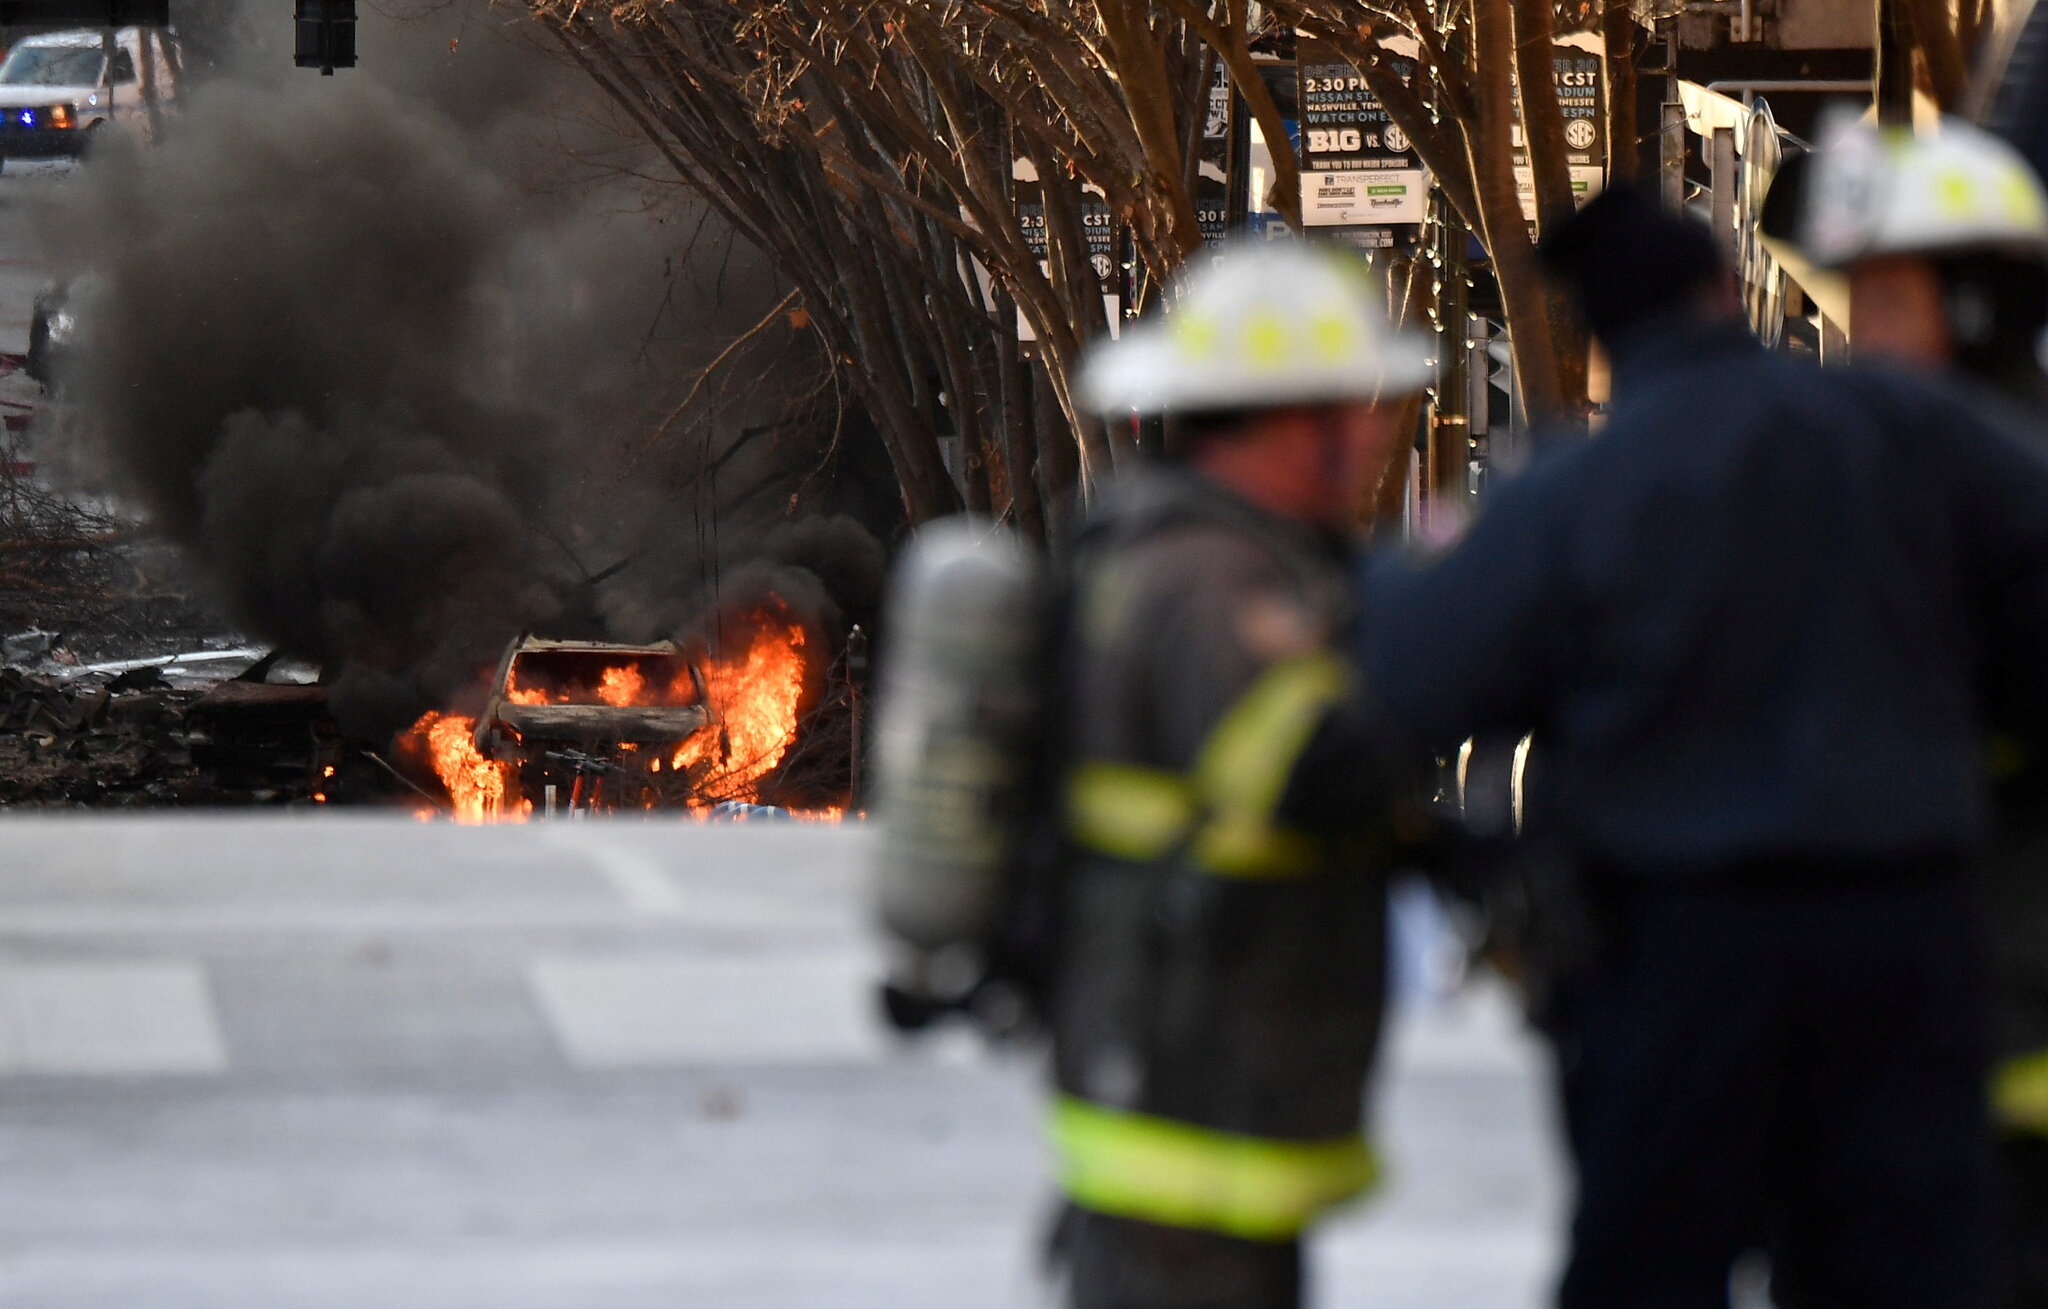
1796, 115, 2048, 1306
1357, 182, 2048, 1308
1796, 114, 2048, 403
1044, 241, 1427, 1309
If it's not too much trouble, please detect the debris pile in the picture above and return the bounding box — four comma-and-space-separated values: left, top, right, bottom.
0, 665, 199, 805
0, 653, 384, 808
0, 368, 236, 668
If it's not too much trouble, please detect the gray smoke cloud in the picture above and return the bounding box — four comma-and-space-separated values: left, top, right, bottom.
43, 2, 886, 738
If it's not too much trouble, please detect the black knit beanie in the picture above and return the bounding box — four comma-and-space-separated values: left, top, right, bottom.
1536, 184, 1728, 346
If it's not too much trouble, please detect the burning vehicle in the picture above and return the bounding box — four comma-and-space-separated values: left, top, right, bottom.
474, 635, 709, 815
404, 607, 825, 821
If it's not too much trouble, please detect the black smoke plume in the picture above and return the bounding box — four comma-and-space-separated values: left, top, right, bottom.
46, 9, 891, 740
59, 80, 563, 731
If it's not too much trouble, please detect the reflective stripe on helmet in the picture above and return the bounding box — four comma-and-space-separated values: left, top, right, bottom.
1050, 1094, 1380, 1240
1063, 652, 1347, 878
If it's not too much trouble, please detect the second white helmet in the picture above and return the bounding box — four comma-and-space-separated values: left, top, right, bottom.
1800, 113, 2048, 268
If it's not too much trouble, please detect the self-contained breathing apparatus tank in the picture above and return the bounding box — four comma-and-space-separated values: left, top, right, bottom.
871, 516, 1047, 1032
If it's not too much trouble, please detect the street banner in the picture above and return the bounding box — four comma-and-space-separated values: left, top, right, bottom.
1014, 165, 1122, 340
1513, 37, 1606, 222
1295, 36, 1426, 250
1197, 57, 1232, 246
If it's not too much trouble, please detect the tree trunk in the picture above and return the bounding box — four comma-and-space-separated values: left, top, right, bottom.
1602, 0, 1639, 182
1373, 391, 1425, 538
1096, 0, 1207, 258
817, 208, 963, 523
1508, 0, 1589, 418
995, 290, 1046, 540
1510, 0, 1575, 237
1029, 149, 1117, 487
1876, 0, 1917, 126
1033, 361, 1080, 536
1473, 0, 1567, 422
1901, 0, 1969, 109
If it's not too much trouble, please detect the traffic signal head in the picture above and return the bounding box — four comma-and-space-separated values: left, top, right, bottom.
295, 0, 355, 73
0, 0, 168, 23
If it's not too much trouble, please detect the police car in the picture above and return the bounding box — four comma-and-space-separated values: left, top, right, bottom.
0, 28, 181, 167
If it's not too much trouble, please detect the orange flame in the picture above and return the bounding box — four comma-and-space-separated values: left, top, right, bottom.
599, 663, 647, 706
407, 710, 524, 823
400, 605, 823, 818
671, 617, 809, 803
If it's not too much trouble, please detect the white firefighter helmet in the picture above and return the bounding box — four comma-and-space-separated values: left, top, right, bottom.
1075, 240, 1431, 416
1800, 112, 2048, 269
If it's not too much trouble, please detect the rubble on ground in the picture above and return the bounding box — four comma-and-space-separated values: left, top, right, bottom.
0, 663, 205, 805
0, 365, 376, 806
0, 651, 394, 808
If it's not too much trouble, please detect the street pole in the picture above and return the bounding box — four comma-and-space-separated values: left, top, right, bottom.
846, 625, 868, 809
1468, 314, 1494, 491
1429, 193, 1471, 517
1709, 126, 1738, 260
1658, 15, 1685, 209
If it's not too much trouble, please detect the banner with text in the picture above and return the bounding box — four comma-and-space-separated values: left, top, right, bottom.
1512, 41, 1606, 223
1296, 38, 1426, 250
1014, 170, 1121, 339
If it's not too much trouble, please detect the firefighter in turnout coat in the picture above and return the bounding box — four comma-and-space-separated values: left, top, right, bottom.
1045, 243, 1428, 1309
1796, 114, 2048, 1305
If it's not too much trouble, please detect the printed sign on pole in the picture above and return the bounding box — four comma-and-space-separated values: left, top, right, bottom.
1295, 36, 1426, 250
1196, 56, 1232, 246
1014, 162, 1123, 339
1512, 34, 1607, 223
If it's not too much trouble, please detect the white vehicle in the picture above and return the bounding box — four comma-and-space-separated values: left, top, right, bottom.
0, 28, 180, 165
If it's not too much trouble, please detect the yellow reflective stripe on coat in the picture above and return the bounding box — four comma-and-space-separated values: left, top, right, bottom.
1193, 651, 1346, 876
1050, 1095, 1379, 1241
1066, 652, 1348, 878
1193, 651, 1349, 809
1067, 762, 1199, 862
1994, 1048, 2048, 1136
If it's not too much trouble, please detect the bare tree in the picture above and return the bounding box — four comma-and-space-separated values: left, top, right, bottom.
1274, 0, 1596, 423
530, 0, 1305, 532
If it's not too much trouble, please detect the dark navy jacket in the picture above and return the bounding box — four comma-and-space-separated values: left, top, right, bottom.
1360, 319, 2048, 876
